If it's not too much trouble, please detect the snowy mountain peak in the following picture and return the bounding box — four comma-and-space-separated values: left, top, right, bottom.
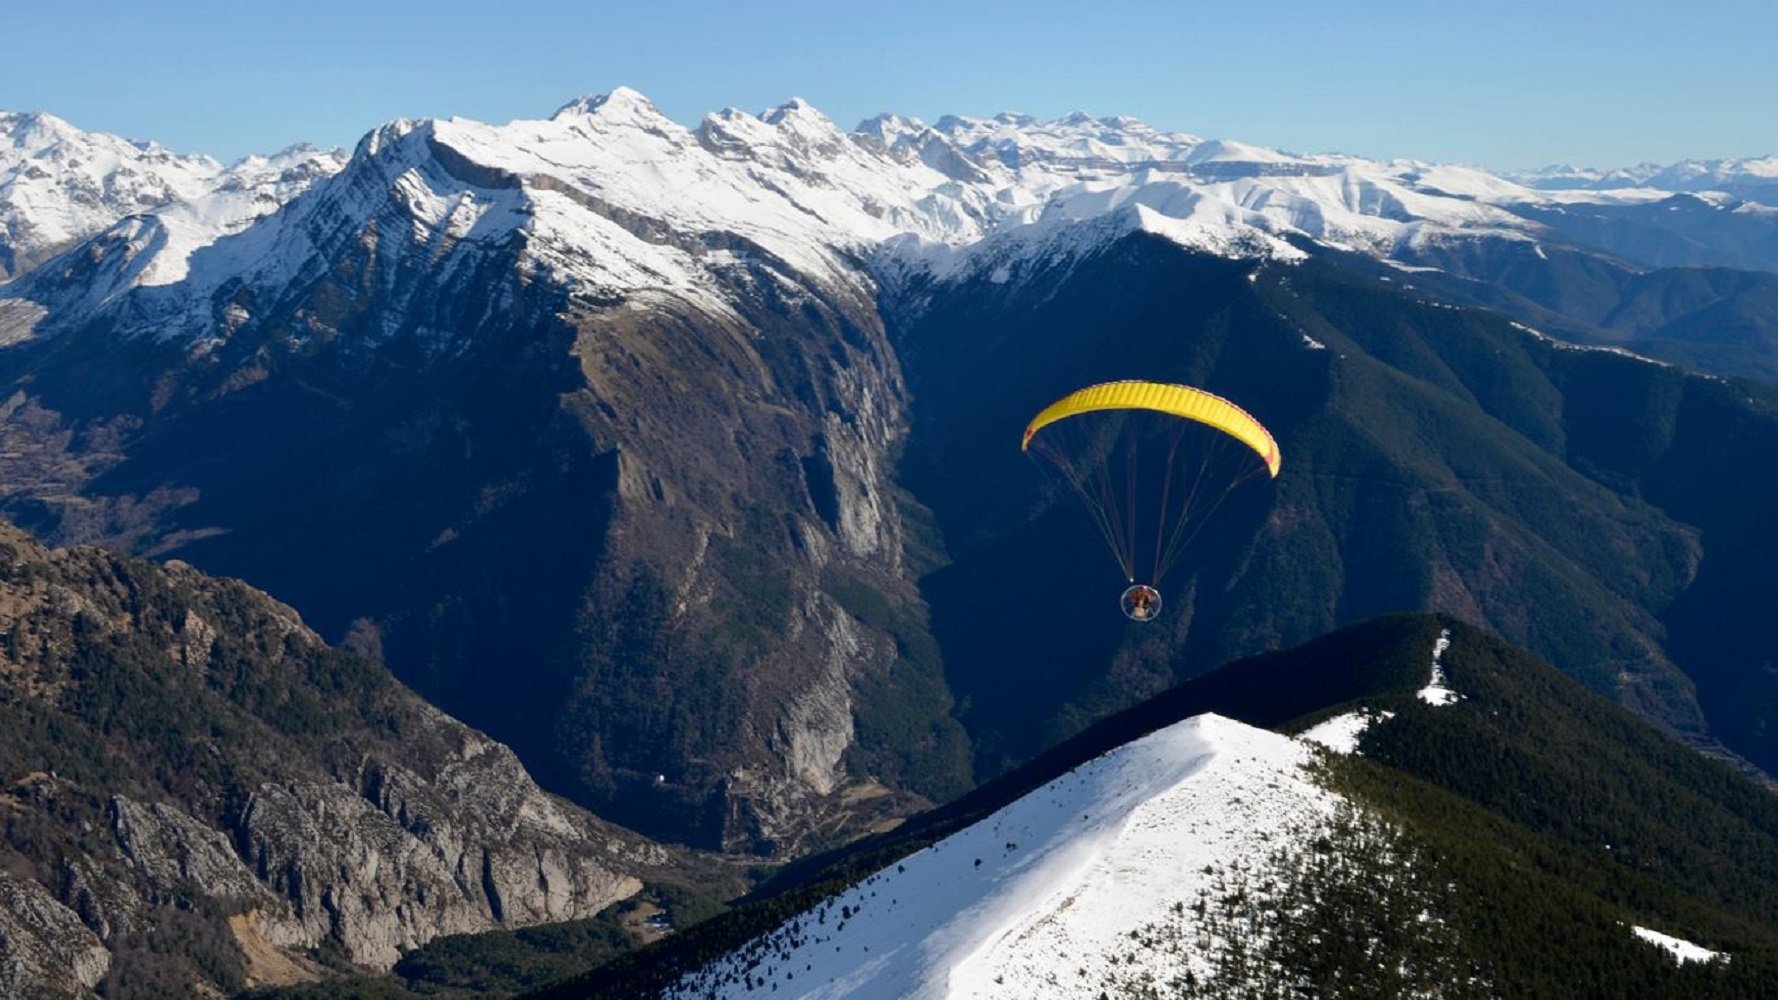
3, 109, 70, 147
216, 143, 347, 191
928, 108, 1204, 169
552, 86, 668, 124
761, 96, 822, 122
243, 140, 337, 165
1185, 137, 1299, 165
853, 111, 926, 144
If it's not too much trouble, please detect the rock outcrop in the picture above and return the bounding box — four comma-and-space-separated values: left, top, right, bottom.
0, 523, 651, 996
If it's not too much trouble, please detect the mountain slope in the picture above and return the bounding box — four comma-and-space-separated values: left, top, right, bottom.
0, 94, 979, 853
0, 522, 653, 998
1348, 622, 1778, 939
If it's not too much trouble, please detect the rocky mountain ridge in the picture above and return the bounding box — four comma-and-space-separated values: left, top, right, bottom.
0, 522, 653, 997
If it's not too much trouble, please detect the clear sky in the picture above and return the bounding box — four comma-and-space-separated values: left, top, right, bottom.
4, 0, 1772, 170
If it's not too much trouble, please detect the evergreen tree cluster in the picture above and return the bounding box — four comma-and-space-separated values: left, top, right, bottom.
1096, 803, 1485, 999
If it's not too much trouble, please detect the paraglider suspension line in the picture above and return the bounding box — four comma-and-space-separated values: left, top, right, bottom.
1150, 424, 1188, 583
1124, 432, 1140, 583
1036, 440, 1135, 582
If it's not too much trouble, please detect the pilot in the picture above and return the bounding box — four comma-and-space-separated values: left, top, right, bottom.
1121, 584, 1161, 622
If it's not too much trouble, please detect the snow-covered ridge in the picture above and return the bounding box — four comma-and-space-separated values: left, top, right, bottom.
665, 713, 1344, 999
1301, 708, 1394, 754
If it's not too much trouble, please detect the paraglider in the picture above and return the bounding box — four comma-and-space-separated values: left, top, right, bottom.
1022, 381, 1279, 622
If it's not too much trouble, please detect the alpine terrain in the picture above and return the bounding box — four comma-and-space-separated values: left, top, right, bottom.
4, 89, 1778, 996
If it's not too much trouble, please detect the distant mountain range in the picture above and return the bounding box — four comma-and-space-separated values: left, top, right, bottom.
6, 91, 1778, 996
1511, 155, 1778, 199
0, 110, 344, 283
7, 95, 1777, 327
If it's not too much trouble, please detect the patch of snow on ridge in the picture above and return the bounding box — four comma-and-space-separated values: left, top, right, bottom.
665, 714, 1342, 999
1129, 203, 1307, 262
1419, 628, 1460, 706
1507, 320, 1674, 367
1301, 709, 1394, 754
1632, 926, 1726, 965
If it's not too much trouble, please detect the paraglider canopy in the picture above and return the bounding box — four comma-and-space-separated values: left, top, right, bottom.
1023, 380, 1280, 620
1022, 381, 1280, 475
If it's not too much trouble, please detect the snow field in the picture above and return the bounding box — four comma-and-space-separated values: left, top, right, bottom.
1418, 627, 1460, 706
1300, 708, 1394, 755
1632, 925, 1726, 965
666, 714, 1342, 999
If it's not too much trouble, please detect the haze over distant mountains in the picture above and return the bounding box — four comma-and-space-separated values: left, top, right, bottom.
1511, 155, 1778, 198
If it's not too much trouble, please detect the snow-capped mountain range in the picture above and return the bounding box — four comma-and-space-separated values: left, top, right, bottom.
5, 88, 1771, 351
0, 110, 345, 281
1513, 155, 1778, 196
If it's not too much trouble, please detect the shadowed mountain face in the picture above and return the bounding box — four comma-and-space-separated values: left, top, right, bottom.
893, 234, 1778, 780
0, 212, 967, 855
1375, 236, 1778, 384
7, 218, 1778, 853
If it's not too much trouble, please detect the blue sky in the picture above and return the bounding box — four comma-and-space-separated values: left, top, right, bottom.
4, 0, 1771, 169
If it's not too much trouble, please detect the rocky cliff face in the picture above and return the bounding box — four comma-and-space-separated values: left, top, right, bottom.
0, 868, 111, 998
0, 524, 652, 997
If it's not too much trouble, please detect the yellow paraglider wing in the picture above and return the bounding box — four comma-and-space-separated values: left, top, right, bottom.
1021, 381, 1281, 477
